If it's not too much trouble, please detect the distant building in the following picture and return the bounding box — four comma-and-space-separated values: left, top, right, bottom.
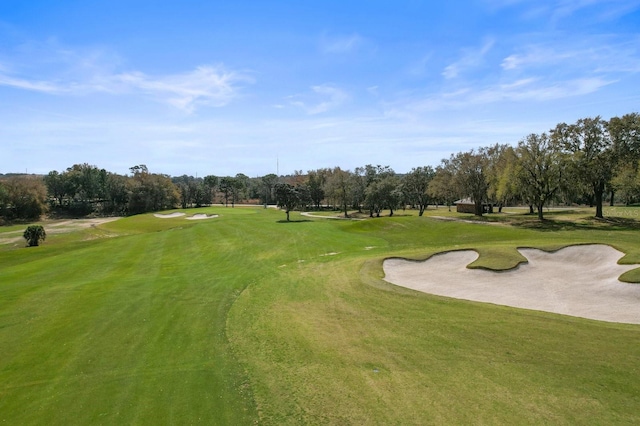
454, 198, 493, 214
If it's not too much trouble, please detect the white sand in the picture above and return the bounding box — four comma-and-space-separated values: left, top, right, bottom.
153, 212, 186, 218
383, 245, 640, 324
186, 214, 219, 220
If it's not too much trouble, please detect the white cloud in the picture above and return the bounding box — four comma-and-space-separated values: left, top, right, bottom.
320, 33, 365, 53
112, 66, 252, 112
289, 84, 349, 115
442, 38, 495, 79
501, 36, 640, 74
0, 74, 66, 94
0, 48, 253, 113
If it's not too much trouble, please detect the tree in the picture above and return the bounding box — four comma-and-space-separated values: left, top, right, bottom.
449, 150, 489, 216
553, 117, 612, 218
0, 181, 8, 219
24, 225, 46, 247
260, 173, 278, 205
3, 176, 49, 220
402, 166, 434, 216
232, 173, 250, 206
173, 175, 198, 209
428, 164, 458, 211
324, 167, 353, 217
516, 133, 564, 220
306, 170, 326, 209
609, 113, 640, 205
274, 183, 302, 221
360, 165, 395, 217
483, 144, 518, 212
611, 161, 640, 205
44, 170, 68, 207
203, 175, 219, 203
103, 172, 129, 214
218, 177, 235, 207
127, 165, 179, 214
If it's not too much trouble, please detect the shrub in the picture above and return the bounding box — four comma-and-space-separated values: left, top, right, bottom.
23, 225, 46, 247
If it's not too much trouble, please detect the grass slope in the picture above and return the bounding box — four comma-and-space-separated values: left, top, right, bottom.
1, 206, 639, 424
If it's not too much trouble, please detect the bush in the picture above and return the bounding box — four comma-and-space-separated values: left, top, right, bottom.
23, 225, 46, 247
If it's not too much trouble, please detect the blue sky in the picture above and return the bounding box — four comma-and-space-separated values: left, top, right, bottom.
1, 0, 639, 177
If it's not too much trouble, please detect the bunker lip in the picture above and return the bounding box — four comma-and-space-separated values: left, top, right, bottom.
383, 244, 640, 325
153, 212, 186, 218
186, 214, 219, 220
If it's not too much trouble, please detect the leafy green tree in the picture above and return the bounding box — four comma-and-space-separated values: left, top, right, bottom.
449, 150, 489, 216
233, 173, 250, 205
553, 117, 612, 218
203, 175, 219, 205
350, 167, 367, 213
103, 172, 129, 214
428, 164, 458, 211
306, 170, 326, 209
260, 173, 278, 205
360, 165, 395, 217
325, 167, 353, 217
219, 177, 235, 207
3, 176, 48, 220
274, 183, 303, 221
0, 181, 8, 219
402, 166, 434, 216
44, 170, 68, 207
23, 225, 46, 247
611, 161, 640, 205
127, 165, 179, 214
609, 113, 640, 205
483, 144, 518, 212
516, 133, 564, 220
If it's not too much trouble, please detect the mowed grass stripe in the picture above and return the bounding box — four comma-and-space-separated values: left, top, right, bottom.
0, 219, 257, 424
228, 209, 640, 425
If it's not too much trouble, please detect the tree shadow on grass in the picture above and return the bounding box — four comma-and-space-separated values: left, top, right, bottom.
511, 216, 640, 232
276, 219, 313, 224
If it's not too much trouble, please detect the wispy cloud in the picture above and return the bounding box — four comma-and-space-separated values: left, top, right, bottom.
485, 0, 640, 23
0, 74, 66, 94
442, 38, 495, 79
0, 46, 253, 113
394, 76, 615, 114
501, 36, 640, 73
550, 0, 640, 23
289, 84, 349, 114
320, 33, 366, 53
112, 66, 253, 112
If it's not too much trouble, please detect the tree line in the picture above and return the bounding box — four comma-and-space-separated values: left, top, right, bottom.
1, 112, 638, 223
273, 113, 640, 221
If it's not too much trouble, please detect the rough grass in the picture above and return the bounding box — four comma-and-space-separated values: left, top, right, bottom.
1, 206, 640, 424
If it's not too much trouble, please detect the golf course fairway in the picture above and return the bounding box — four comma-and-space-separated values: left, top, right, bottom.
1, 206, 639, 424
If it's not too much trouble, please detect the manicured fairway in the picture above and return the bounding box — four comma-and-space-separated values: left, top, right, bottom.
1, 207, 640, 424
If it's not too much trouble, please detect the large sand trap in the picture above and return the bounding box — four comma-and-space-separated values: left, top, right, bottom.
383, 245, 640, 324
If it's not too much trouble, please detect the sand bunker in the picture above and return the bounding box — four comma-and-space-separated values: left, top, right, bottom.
153, 212, 186, 218
186, 214, 219, 220
383, 245, 640, 324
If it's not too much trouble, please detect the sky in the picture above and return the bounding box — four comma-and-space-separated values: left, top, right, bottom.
1, 0, 639, 177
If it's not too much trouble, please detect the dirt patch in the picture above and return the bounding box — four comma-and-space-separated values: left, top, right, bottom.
0, 217, 121, 246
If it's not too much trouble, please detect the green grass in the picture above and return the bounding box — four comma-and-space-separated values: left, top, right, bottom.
1, 206, 640, 424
